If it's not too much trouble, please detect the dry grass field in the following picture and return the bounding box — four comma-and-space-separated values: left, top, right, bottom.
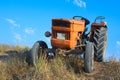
0, 44, 120, 80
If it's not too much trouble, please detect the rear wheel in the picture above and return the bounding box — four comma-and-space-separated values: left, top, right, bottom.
26, 41, 48, 66
90, 27, 107, 62
84, 42, 94, 73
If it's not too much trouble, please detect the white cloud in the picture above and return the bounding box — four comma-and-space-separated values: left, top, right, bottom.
74, 0, 86, 8
13, 33, 22, 43
24, 27, 35, 35
6, 18, 20, 27
116, 41, 120, 46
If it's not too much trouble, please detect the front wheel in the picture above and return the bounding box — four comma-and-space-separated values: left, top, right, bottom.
26, 41, 48, 66
84, 42, 94, 73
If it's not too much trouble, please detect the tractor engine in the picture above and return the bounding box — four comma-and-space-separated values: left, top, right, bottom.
45, 17, 89, 49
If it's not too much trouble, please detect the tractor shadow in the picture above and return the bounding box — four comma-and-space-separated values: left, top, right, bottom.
0, 50, 28, 62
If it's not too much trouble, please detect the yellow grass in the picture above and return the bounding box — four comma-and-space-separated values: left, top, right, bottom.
0, 44, 120, 80
0, 44, 29, 54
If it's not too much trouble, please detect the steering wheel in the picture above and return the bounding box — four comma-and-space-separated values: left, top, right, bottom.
73, 16, 90, 25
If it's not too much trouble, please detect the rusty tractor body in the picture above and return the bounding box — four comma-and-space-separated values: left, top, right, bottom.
26, 16, 108, 73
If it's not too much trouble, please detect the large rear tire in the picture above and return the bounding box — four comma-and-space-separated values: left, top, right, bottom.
84, 42, 94, 73
26, 41, 48, 66
90, 27, 107, 62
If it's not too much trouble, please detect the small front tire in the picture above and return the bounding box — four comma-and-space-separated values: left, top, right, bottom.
84, 42, 94, 73
26, 41, 48, 66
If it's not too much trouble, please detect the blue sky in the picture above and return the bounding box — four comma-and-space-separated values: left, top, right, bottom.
0, 0, 120, 60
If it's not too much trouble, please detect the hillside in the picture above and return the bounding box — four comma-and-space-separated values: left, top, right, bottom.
0, 44, 120, 80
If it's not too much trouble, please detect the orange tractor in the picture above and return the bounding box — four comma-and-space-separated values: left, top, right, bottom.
26, 16, 107, 73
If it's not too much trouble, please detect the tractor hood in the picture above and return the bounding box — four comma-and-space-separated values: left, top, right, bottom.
52, 18, 85, 25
